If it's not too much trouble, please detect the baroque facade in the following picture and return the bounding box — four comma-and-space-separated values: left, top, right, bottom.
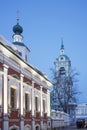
0, 20, 52, 130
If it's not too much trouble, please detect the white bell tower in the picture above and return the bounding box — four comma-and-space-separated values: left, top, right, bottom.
54, 38, 71, 77
12, 17, 30, 62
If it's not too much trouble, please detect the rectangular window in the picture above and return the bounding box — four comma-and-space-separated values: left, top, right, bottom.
35, 96, 38, 111
11, 88, 15, 108
43, 99, 45, 113
25, 93, 29, 111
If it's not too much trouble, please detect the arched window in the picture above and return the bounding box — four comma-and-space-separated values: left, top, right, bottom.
59, 67, 66, 76
36, 126, 39, 130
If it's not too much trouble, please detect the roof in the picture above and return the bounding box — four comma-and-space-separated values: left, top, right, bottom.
60, 54, 70, 60
13, 41, 25, 46
0, 41, 52, 85
56, 54, 70, 62
13, 42, 30, 51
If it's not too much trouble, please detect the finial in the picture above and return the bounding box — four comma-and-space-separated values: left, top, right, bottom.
61, 37, 64, 50
60, 36, 65, 55
13, 11, 23, 35
16, 10, 19, 24
61, 36, 63, 44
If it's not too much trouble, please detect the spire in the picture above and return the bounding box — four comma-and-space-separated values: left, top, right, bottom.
60, 37, 65, 55
61, 37, 64, 49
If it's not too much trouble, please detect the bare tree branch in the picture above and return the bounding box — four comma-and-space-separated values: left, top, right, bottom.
51, 68, 79, 113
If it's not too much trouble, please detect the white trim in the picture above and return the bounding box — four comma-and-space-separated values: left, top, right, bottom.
9, 125, 19, 130
20, 74, 24, 115
24, 124, 31, 130
3, 65, 8, 114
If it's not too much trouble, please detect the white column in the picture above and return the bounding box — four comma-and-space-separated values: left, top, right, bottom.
32, 119, 35, 130
40, 86, 43, 130
47, 89, 51, 130
17, 84, 19, 108
29, 89, 32, 110
20, 74, 24, 115
47, 89, 50, 117
3, 64, 9, 130
31, 81, 35, 116
8, 77, 11, 108
32, 81, 35, 130
40, 86, 43, 116
20, 74, 24, 130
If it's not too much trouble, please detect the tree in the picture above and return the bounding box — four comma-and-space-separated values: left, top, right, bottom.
51, 68, 79, 113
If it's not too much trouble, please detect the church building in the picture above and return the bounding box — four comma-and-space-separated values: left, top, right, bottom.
0, 19, 52, 130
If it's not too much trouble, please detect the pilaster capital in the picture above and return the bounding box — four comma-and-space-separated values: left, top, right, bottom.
20, 73, 24, 78
3, 64, 9, 69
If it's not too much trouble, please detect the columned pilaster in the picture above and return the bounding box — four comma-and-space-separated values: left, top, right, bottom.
20, 74, 24, 130
2, 64, 9, 130
40, 86, 43, 130
17, 84, 19, 108
47, 89, 51, 130
8, 77, 11, 109
47, 89, 50, 117
40, 86, 43, 116
40, 118, 43, 130
32, 80, 35, 130
31, 81, 35, 116
30, 89, 32, 110
32, 118, 35, 130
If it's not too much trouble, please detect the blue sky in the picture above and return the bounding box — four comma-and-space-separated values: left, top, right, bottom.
0, 0, 87, 103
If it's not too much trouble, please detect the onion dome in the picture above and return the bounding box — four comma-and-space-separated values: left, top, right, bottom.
13, 22, 23, 35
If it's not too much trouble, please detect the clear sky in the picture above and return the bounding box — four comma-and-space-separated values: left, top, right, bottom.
0, 0, 87, 103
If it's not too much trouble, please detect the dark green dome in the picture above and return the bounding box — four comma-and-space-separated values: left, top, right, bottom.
13, 23, 23, 34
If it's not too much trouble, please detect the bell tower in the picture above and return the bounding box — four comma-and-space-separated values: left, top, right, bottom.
54, 39, 71, 77
12, 16, 30, 62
